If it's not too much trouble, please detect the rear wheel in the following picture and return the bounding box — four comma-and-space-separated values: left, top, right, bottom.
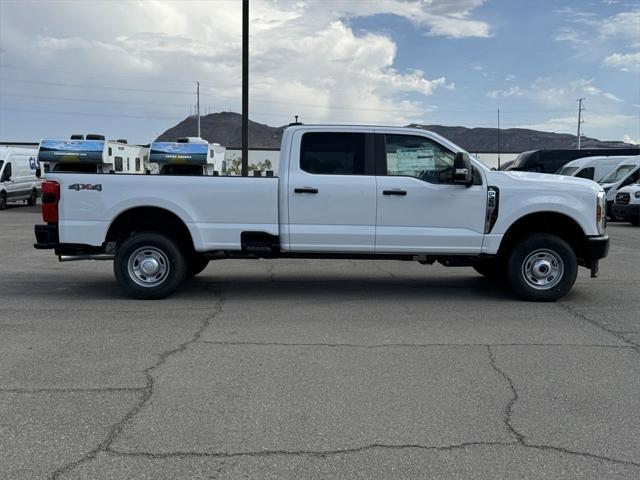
114, 232, 186, 299
507, 233, 577, 302
27, 189, 37, 206
0, 192, 6, 210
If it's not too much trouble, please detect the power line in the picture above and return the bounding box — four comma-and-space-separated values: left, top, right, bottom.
0, 77, 194, 95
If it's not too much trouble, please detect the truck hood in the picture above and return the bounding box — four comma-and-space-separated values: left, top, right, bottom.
616, 184, 640, 194
498, 170, 603, 193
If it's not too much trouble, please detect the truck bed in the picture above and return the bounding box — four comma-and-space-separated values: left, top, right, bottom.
48, 173, 279, 251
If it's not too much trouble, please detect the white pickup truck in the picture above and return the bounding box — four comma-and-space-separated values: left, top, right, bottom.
34, 125, 609, 301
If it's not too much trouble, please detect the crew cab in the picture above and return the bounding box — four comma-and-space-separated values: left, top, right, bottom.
34, 125, 609, 301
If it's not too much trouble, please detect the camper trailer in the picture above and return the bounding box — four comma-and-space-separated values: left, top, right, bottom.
38, 135, 148, 174
148, 137, 226, 176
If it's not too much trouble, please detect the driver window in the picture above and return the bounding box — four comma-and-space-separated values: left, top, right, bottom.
2, 162, 12, 181
384, 134, 456, 184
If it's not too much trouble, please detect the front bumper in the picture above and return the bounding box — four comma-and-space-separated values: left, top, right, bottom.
612, 203, 640, 222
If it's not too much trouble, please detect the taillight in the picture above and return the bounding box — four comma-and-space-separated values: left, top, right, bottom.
41, 180, 60, 223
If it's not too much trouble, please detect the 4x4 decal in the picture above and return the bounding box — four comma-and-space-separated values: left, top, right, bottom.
68, 183, 102, 192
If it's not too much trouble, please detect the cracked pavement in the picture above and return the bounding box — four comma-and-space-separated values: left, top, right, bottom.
1, 205, 639, 479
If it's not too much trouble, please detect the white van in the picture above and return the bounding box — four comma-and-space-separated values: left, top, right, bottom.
598, 156, 640, 219
556, 155, 629, 182
0, 146, 42, 210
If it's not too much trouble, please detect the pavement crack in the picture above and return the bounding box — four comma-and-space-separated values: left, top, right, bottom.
196, 340, 634, 349
557, 302, 640, 354
486, 346, 526, 444
526, 444, 640, 468
49, 292, 225, 480
0, 387, 146, 394
487, 345, 640, 468
106, 441, 516, 459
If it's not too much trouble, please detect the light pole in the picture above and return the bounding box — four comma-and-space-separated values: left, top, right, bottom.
242, 0, 249, 176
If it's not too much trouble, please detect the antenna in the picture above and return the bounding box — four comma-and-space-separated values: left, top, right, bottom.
497, 108, 501, 170
196, 81, 201, 138
576, 98, 585, 150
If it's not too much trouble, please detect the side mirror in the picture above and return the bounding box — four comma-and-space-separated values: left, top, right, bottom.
453, 152, 473, 186
35, 168, 42, 179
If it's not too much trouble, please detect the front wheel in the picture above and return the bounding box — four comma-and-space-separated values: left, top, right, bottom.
27, 189, 37, 206
0, 192, 6, 210
114, 232, 186, 299
507, 233, 577, 302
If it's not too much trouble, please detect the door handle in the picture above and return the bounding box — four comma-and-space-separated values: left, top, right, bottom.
382, 189, 407, 196
294, 187, 318, 194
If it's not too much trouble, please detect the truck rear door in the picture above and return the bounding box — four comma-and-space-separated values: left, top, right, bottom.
285, 130, 376, 252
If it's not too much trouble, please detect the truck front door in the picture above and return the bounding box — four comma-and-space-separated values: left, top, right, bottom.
374, 133, 487, 254
286, 131, 376, 252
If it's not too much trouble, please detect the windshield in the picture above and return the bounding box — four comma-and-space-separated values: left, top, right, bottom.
557, 166, 578, 176
599, 165, 636, 184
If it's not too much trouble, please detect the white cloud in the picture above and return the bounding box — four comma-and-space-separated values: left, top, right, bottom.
486, 78, 622, 104
601, 11, 640, 40
486, 86, 524, 99
603, 52, 640, 72
0, 0, 488, 129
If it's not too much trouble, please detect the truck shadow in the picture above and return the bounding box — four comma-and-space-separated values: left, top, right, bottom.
189, 274, 517, 303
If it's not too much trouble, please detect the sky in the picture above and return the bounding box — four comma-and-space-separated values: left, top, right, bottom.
0, 0, 638, 145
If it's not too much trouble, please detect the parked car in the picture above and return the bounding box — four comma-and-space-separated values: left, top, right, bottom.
0, 146, 41, 210
611, 182, 640, 226
597, 156, 640, 220
556, 155, 629, 181
508, 148, 640, 174
34, 125, 609, 301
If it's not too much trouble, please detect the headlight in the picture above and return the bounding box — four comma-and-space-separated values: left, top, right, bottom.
635, 191, 640, 199
596, 191, 606, 235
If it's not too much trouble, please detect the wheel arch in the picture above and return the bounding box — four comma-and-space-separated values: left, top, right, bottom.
498, 211, 588, 261
106, 206, 196, 253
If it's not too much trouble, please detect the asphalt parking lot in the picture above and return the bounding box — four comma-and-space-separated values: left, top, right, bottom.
1, 204, 639, 479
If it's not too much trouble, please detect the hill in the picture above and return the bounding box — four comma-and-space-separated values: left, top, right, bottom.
157, 112, 635, 151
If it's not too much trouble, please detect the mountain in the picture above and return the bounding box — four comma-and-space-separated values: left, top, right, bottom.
157, 112, 284, 148
406, 124, 633, 151
157, 112, 636, 152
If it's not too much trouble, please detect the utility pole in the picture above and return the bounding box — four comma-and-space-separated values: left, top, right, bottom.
196, 81, 201, 138
497, 108, 501, 170
576, 98, 585, 150
241, 0, 249, 177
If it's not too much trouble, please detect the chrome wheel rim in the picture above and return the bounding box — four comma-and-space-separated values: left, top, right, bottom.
522, 249, 564, 290
127, 246, 170, 288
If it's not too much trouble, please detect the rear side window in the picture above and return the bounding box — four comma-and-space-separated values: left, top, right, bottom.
576, 167, 595, 180
300, 132, 365, 175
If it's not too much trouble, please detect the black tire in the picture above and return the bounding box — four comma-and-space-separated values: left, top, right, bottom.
27, 189, 37, 206
507, 233, 578, 302
114, 232, 186, 299
187, 255, 209, 278
473, 259, 506, 280
0, 192, 6, 210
